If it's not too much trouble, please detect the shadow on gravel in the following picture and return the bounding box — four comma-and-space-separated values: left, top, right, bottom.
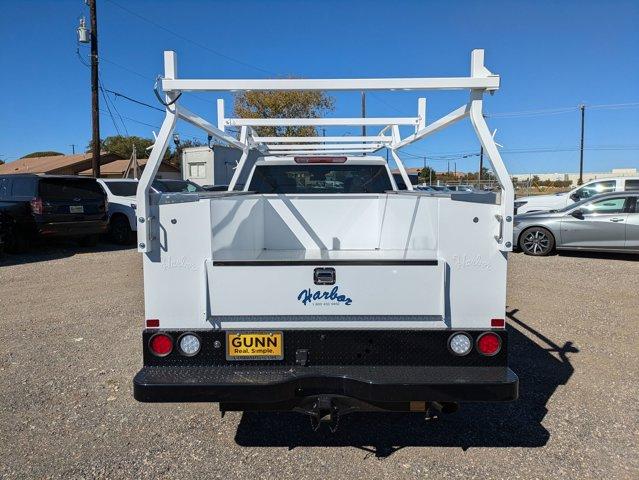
233, 309, 578, 456
556, 250, 638, 262
0, 239, 134, 267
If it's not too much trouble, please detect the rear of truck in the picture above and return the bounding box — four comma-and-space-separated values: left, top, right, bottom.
133, 49, 517, 425
134, 156, 517, 422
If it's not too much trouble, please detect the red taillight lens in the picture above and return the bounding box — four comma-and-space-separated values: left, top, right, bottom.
294, 156, 347, 164
477, 332, 501, 356
149, 333, 173, 357
30, 197, 43, 215
146, 319, 160, 328
491, 318, 505, 328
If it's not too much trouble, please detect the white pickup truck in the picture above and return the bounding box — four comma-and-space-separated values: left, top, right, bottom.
133, 50, 518, 429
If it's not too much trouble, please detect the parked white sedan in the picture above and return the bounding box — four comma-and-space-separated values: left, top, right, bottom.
98, 179, 203, 244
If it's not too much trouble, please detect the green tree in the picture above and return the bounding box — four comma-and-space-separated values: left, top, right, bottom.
418, 166, 436, 183
87, 136, 157, 159
234, 88, 334, 137
20, 151, 64, 159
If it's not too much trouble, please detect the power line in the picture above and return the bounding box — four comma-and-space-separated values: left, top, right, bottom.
105, 0, 275, 76
98, 82, 121, 136
486, 101, 639, 118
587, 101, 639, 110
101, 81, 129, 135
104, 89, 164, 112
399, 144, 639, 162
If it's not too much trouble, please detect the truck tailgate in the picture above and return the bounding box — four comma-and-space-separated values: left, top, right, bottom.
207, 260, 443, 318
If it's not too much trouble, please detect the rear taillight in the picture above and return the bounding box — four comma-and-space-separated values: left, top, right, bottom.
149, 333, 173, 357
491, 318, 505, 328
476, 332, 501, 356
294, 156, 347, 164
30, 197, 43, 215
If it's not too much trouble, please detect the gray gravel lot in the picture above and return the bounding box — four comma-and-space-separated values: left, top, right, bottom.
1, 243, 637, 479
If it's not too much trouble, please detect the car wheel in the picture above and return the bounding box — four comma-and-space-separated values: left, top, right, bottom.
78, 234, 99, 247
109, 216, 134, 245
519, 227, 555, 256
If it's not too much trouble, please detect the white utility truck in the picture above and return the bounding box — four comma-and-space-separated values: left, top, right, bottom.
133, 50, 518, 429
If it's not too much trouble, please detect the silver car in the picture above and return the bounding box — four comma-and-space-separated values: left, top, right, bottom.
513, 191, 639, 256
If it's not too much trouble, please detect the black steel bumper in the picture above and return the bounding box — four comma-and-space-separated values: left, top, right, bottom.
37, 219, 108, 237
134, 364, 518, 404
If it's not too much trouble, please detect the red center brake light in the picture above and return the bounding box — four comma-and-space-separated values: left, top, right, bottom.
294, 156, 347, 164
30, 197, 43, 215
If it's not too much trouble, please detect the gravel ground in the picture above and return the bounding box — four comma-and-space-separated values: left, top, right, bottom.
1, 243, 637, 479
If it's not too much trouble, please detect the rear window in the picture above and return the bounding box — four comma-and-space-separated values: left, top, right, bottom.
625, 179, 639, 191
248, 164, 393, 194
393, 173, 418, 190
152, 180, 203, 193
104, 181, 138, 197
38, 178, 104, 200
12, 178, 36, 197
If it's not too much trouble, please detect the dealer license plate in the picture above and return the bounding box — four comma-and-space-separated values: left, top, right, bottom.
226, 332, 283, 360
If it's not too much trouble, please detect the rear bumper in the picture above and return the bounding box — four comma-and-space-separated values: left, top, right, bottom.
37, 219, 108, 237
134, 364, 518, 404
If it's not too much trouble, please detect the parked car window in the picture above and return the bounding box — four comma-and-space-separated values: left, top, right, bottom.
573, 180, 615, 199
152, 180, 203, 193
583, 197, 626, 214
38, 178, 104, 200
624, 179, 639, 191
392, 173, 418, 190
249, 165, 393, 194
104, 181, 138, 197
11, 178, 35, 197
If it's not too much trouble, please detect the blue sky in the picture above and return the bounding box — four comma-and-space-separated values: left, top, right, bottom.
0, 0, 637, 174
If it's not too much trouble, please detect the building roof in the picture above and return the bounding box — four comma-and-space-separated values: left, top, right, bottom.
0, 152, 117, 175
77, 158, 179, 176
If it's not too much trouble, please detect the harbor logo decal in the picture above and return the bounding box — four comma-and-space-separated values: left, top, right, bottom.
297, 285, 352, 306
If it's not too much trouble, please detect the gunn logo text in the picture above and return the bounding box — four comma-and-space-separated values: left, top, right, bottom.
297, 285, 353, 306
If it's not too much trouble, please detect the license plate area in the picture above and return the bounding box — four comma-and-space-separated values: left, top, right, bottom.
226, 332, 283, 360
69, 205, 84, 213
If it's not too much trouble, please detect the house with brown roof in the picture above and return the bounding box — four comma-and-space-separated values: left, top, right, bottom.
0, 152, 123, 175
0, 152, 180, 179
77, 158, 180, 179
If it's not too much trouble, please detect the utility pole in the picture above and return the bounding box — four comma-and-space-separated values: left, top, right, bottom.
361, 92, 366, 136
578, 104, 585, 185
422, 156, 426, 185
478, 113, 486, 188
361, 91, 366, 155
479, 146, 483, 186
89, 0, 101, 178
69, 144, 76, 155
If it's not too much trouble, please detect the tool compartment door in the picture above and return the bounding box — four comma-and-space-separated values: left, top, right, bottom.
207, 261, 444, 317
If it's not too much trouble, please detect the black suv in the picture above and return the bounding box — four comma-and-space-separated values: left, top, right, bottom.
0, 174, 108, 251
